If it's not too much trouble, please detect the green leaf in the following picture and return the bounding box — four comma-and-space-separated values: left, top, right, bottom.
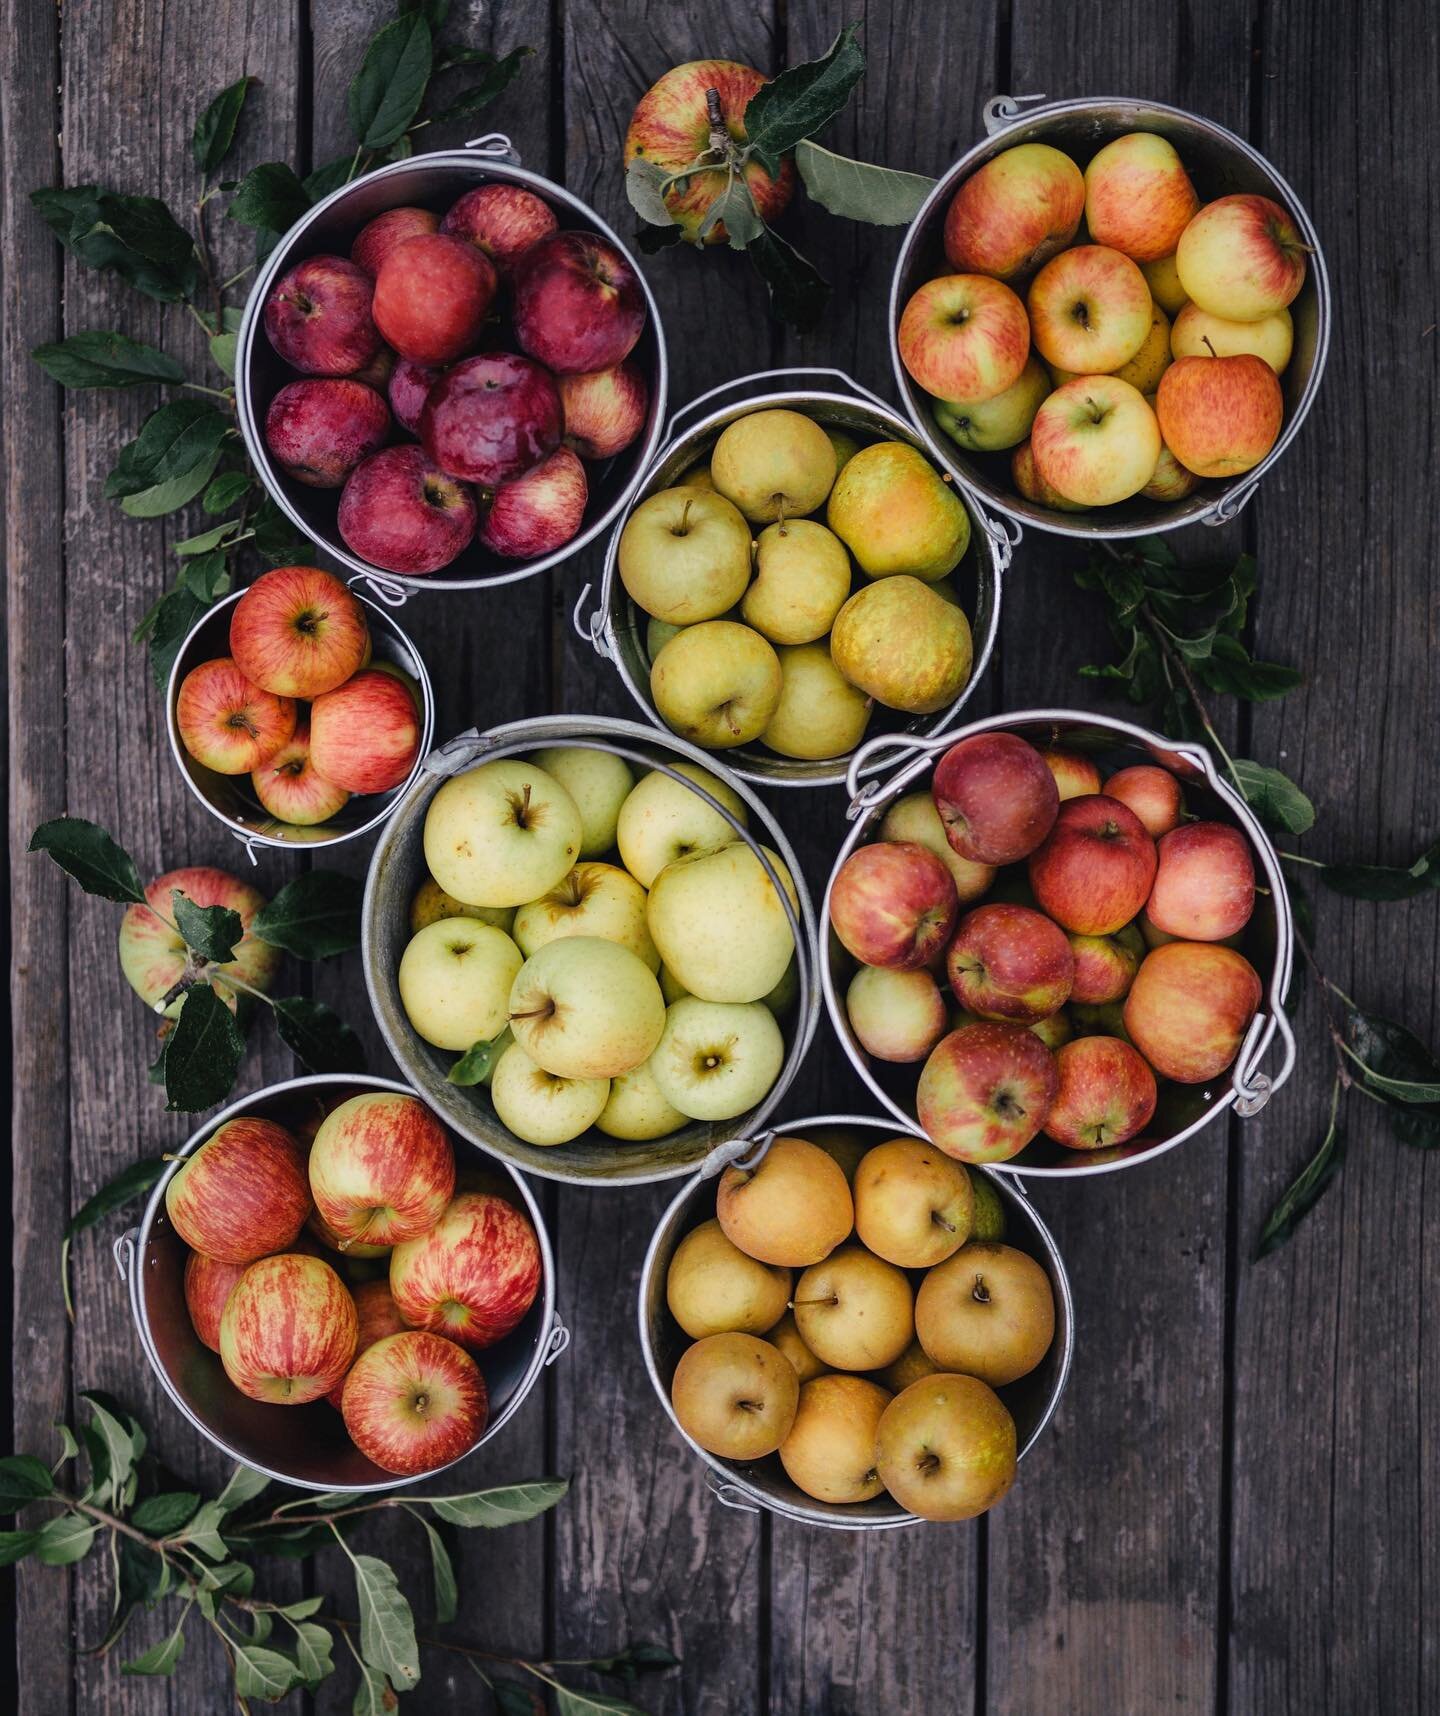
178, 548, 232, 603
251, 494, 315, 564
175, 520, 238, 556
349, 13, 433, 150
193, 75, 256, 175
62, 1155, 167, 1243
81, 1392, 144, 1508
1255, 1084, 1345, 1258
1192, 634, 1302, 701
554, 1687, 648, 1716
0, 1454, 56, 1510
217, 1463, 270, 1511
0, 1529, 44, 1566
36, 1512, 97, 1566
402, 1505, 457, 1623
287, 1618, 335, 1687
742, 24, 865, 177
29, 816, 145, 903
31, 186, 199, 301
144, 588, 208, 689
253, 871, 362, 960
104, 399, 231, 500
493, 1683, 543, 1716
122, 1613, 188, 1676
448, 1027, 511, 1087
426, 46, 534, 126
1346, 1009, 1440, 1107
277, 1595, 326, 1621
349, 1551, 421, 1690
424, 1478, 569, 1528
272, 996, 367, 1075
131, 1490, 201, 1535
696, 172, 762, 250
165, 984, 245, 1113
171, 893, 242, 964
227, 161, 311, 237
303, 156, 357, 203
351, 1658, 394, 1716
208, 306, 244, 377
32, 331, 186, 390
120, 447, 224, 518
1228, 759, 1315, 835
178, 1499, 228, 1559
747, 225, 830, 332
625, 158, 675, 229
588, 1640, 680, 1681
794, 138, 935, 225
233, 1640, 305, 1701
203, 469, 252, 513
53, 1423, 81, 1463
1320, 836, 1440, 902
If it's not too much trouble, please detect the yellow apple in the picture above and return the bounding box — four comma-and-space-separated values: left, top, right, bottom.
507, 936, 665, 1079
741, 519, 851, 645
852, 1136, 974, 1268
671, 1332, 799, 1459
530, 746, 635, 857
398, 918, 523, 1053
875, 1373, 1016, 1520
826, 441, 970, 581
617, 486, 752, 624
424, 760, 582, 908
489, 1040, 610, 1146
710, 408, 837, 523
829, 576, 973, 714
651, 621, 783, 749
513, 862, 659, 971
793, 1246, 914, 1371
716, 1135, 854, 1266
1171, 301, 1293, 374
932, 355, 1050, 453
779, 1374, 891, 1505
665, 1218, 791, 1338
615, 762, 749, 888
762, 644, 872, 761
594, 1056, 685, 1140
646, 841, 796, 1003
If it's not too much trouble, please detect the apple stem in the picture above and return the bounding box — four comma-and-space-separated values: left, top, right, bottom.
791, 1295, 839, 1308
971, 1273, 991, 1304
704, 88, 730, 159
509, 1001, 555, 1023
675, 495, 694, 536
1201, 334, 1218, 359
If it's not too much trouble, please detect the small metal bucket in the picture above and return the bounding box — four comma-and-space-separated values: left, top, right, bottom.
113, 1074, 565, 1493
234, 135, 669, 603
637, 1112, 1074, 1530
574, 366, 1009, 789
826, 710, 1297, 1177
890, 95, 1332, 540
165, 586, 436, 863
362, 716, 822, 1186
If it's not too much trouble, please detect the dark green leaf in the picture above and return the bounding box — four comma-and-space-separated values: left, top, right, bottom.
165, 985, 245, 1113
29, 816, 145, 903
36, 1512, 98, 1565
493, 1682, 544, 1716
303, 156, 357, 204
251, 494, 315, 564
1320, 836, 1440, 902
194, 75, 256, 176
178, 1500, 229, 1559
104, 400, 231, 500
0, 1454, 55, 1510
402, 1505, 457, 1623
203, 469, 252, 514
349, 1551, 420, 1689
178, 548, 232, 604
122, 1616, 187, 1676
144, 588, 208, 689
118, 1530, 169, 1605
349, 14, 433, 150
253, 871, 362, 960
63, 1156, 167, 1241
1192, 634, 1302, 701
448, 1028, 510, 1087
747, 225, 830, 331
1135, 534, 1177, 572
1346, 1009, 1440, 1105
742, 23, 865, 176
587, 1640, 681, 1681
0, 1530, 44, 1566
32, 331, 186, 390
172, 893, 242, 964
635, 221, 684, 254
400, 0, 450, 28
426, 47, 534, 126
120, 449, 224, 519
1255, 1086, 1344, 1258
131, 1491, 201, 1535
81, 1393, 145, 1509
227, 161, 311, 237
273, 996, 368, 1075
425, 1478, 569, 1528
1229, 760, 1315, 835
232, 1640, 305, 1701
32, 186, 198, 301
794, 139, 935, 225
352, 1659, 395, 1716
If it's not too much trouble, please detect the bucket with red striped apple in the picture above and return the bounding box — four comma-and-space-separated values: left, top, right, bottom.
114, 1073, 563, 1493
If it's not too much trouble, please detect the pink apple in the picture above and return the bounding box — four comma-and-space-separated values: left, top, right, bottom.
229, 565, 370, 698
1029, 794, 1157, 935
251, 720, 351, 825
897, 274, 1031, 403
1124, 941, 1262, 1083
829, 840, 959, 970
263, 256, 379, 376
1044, 1035, 1157, 1150
931, 732, 1059, 865
372, 233, 498, 366
942, 142, 1085, 281
388, 357, 442, 435
1011, 437, 1091, 513
1027, 245, 1152, 374
440, 183, 559, 271
421, 351, 563, 488
309, 669, 421, 796
478, 446, 587, 558
1030, 376, 1161, 508
341, 1330, 487, 1475
118, 866, 279, 1016
1038, 746, 1101, 801
1104, 764, 1184, 836
1176, 194, 1308, 321
946, 902, 1074, 1023
1156, 351, 1283, 478
184, 1251, 246, 1352
219, 1253, 358, 1405
559, 361, 649, 460
846, 964, 948, 1062
307, 1092, 455, 1249
263, 378, 391, 489
165, 1116, 310, 1265
350, 206, 440, 277
1067, 925, 1144, 1005
513, 231, 646, 375
324, 1278, 409, 1409
1083, 133, 1199, 263
176, 656, 296, 775
389, 1192, 542, 1351
917, 1022, 1060, 1164
1147, 821, 1256, 941
338, 445, 477, 575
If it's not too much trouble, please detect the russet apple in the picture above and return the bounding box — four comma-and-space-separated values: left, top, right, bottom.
338, 445, 477, 575
931, 731, 1059, 865
1012, 436, 1092, 512
914, 1240, 1054, 1385
793, 1247, 914, 1372
742, 520, 851, 643
970, 1173, 1006, 1240
651, 620, 783, 748
389, 1191, 541, 1349
119, 866, 279, 1018
177, 657, 296, 776
942, 142, 1085, 281
479, 447, 588, 560
875, 1373, 1016, 1521
614, 762, 747, 888
263, 255, 379, 376
1029, 793, 1158, 934
1171, 301, 1293, 374
1038, 746, 1102, 801
219, 1253, 358, 1405
165, 1116, 310, 1264
1123, 940, 1262, 1082
409, 880, 514, 937
1156, 350, 1283, 477
324, 1277, 408, 1409
399, 918, 524, 1052
768, 1311, 826, 1383
647, 841, 796, 1003
933, 355, 1050, 453
876, 1337, 940, 1395
388, 357, 440, 434
1104, 763, 1184, 836
672, 1332, 799, 1459
947, 902, 1075, 1023
1083, 132, 1199, 262
1175, 193, 1308, 321
716, 1135, 853, 1268
1044, 1034, 1157, 1149
508, 936, 665, 1079
665, 1218, 790, 1338
763, 643, 872, 761
618, 487, 752, 624
229, 565, 369, 699
1068, 923, 1145, 1005
1030, 375, 1161, 507
779, 1374, 891, 1506
372, 233, 497, 366
424, 759, 582, 907
853, 1136, 973, 1269
558, 360, 648, 460
309, 1092, 456, 1249
711, 408, 836, 524
1027, 245, 1152, 373
489, 1041, 609, 1146
513, 231, 645, 375
881, 791, 995, 902
846, 964, 948, 1063
826, 441, 970, 580
341, 1330, 487, 1475
184, 1251, 246, 1352
308, 668, 420, 796
829, 577, 973, 715
594, 1056, 685, 1141
439, 182, 558, 272
530, 746, 633, 858
263, 379, 390, 488
350, 206, 441, 277
514, 861, 657, 970
917, 1022, 1059, 1163
898, 273, 1031, 403
830, 839, 958, 970
421, 351, 563, 488
648, 997, 783, 1121
1148, 821, 1256, 940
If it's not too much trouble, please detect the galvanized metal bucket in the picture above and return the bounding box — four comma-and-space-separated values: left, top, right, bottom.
890, 95, 1331, 539
165, 586, 436, 862
362, 715, 822, 1186
638, 1112, 1074, 1530
113, 1074, 565, 1493
826, 710, 1297, 1177
574, 366, 1009, 789
234, 135, 669, 602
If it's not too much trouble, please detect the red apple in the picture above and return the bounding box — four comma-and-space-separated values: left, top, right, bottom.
440, 183, 558, 271
1067, 925, 1144, 1004
947, 903, 1075, 1023
338, 445, 477, 575
512, 231, 646, 375
897, 274, 1030, 403
1147, 821, 1256, 941
1027, 244, 1152, 374
559, 361, 649, 460
1038, 746, 1101, 801
372, 233, 498, 366
341, 1330, 488, 1475
229, 565, 370, 698
1156, 351, 1283, 478
943, 142, 1085, 281
308, 668, 422, 795
184, 1251, 246, 1353
251, 720, 351, 826
307, 1208, 392, 1263
165, 1116, 310, 1265
917, 1022, 1060, 1164
1011, 436, 1091, 513
118, 866, 279, 1016
389, 1192, 542, 1351
307, 1092, 455, 1249
388, 357, 442, 435
830, 840, 959, 970
263, 256, 379, 376
1044, 1035, 1157, 1150
324, 1278, 410, 1409
1123, 941, 1262, 1082
346, 343, 397, 392
421, 351, 563, 488
1104, 764, 1183, 837
351, 206, 440, 277
219, 1253, 358, 1405
1028, 794, 1157, 935
478, 447, 587, 559
176, 657, 297, 775
1083, 133, 1199, 263
931, 732, 1059, 865
1029, 375, 1161, 507
1175, 193, 1308, 321
263, 378, 390, 489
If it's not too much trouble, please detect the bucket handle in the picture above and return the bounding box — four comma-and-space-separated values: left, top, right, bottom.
706, 1470, 761, 1515
465, 132, 519, 164
665, 367, 890, 445
228, 829, 263, 868
421, 728, 497, 777
543, 1318, 571, 1367
347, 571, 411, 609
1232, 1007, 1297, 1116
1202, 479, 1260, 527
983, 93, 1052, 135
113, 1227, 138, 1281
698, 1130, 776, 1181
571, 582, 613, 660
844, 724, 965, 815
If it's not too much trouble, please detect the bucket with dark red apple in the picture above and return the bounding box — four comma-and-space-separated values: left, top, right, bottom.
235, 136, 668, 600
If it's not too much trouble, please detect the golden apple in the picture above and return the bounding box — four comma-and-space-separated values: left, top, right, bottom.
762, 644, 872, 761
768, 1311, 827, 1383
933, 355, 1050, 453
741, 519, 851, 645
875, 1373, 1017, 1520
793, 1246, 914, 1371
716, 1135, 854, 1266
915, 1240, 1055, 1385
853, 1137, 974, 1268
826, 441, 970, 581
779, 1374, 891, 1505
650, 621, 782, 749
671, 1332, 798, 1460
666, 1218, 791, 1338
710, 408, 837, 523
618, 487, 752, 624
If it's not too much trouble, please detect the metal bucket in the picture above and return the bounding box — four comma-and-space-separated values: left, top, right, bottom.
113, 1073, 565, 1493
362, 716, 822, 1186
574, 366, 1008, 789
890, 95, 1331, 539
825, 710, 1297, 1177
637, 1112, 1074, 1530
234, 135, 669, 602
165, 586, 436, 862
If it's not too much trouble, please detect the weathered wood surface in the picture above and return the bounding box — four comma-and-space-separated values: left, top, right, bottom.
4, 0, 1437, 1711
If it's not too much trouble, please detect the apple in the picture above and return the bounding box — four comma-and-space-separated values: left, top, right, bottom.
263, 378, 389, 489
618, 487, 752, 624
410, 880, 513, 937
399, 918, 524, 1052
388, 357, 441, 434
508, 936, 665, 1079
351, 206, 441, 277
763, 643, 873, 761
426, 759, 583, 907
1124, 940, 1262, 1082
614, 762, 747, 888
1171, 301, 1293, 374
829, 840, 958, 971
1048, 302, 1173, 395
229, 565, 369, 699
1176, 193, 1308, 321
323, 1278, 408, 1408
1083, 132, 1199, 262
337, 443, 478, 577
1070, 1000, 1133, 1042
421, 351, 563, 489
176, 657, 295, 775
1156, 350, 1284, 477
1148, 821, 1256, 940
853, 1136, 973, 1269
559, 361, 648, 460
649, 622, 782, 750
914, 1240, 1054, 1385
184, 1251, 246, 1352
931, 731, 1059, 865
742, 519, 851, 644
826, 440, 969, 582
876, 1338, 940, 1396
793, 1246, 914, 1372
1029, 1010, 1073, 1050
970, 1174, 1006, 1241
263, 256, 379, 376
647, 841, 796, 1003
594, 1056, 685, 1141
880, 792, 994, 903
933, 355, 1050, 453
875, 1374, 1016, 1521
942, 142, 1084, 281
846, 965, 947, 1063
710, 408, 836, 525
165, 1116, 309, 1264
440, 182, 558, 271
770, 1312, 826, 1384
119, 866, 279, 1018
666, 1218, 791, 1339
389, 1191, 541, 1349
1104, 763, 1184, 836
917, 1022, 1059, 1163
897, 273, 1031, 403
514, 861, 657, 969
1143, 418, 1203, 503
308, 1092, 455, 1249
813, 1131, 869, 1183
1142, 252, 1189, 314
479, 447, 588, 559
779, 1374, 891, 1505
513, 230, 645, 375
716, 1135, 853, 1267
1038, 746, 1101, 802
251, 720, 350, 826
671, 1332, 799, 1459
528, 747, 632, 859
648, 997, 783, 1121
1029, 793, 1157, 934
308, 668, 420, 796
947, 902, 1075, 1023
1030, 376, 1162, 507
219, 1253, 358, 1405
489, 1041, 609, 1146
1011, 436, 1091, 512
1027, 244, 1152, 373
1044, 1034, 1157, 1150
341, 1329, 486, 1474
1068, 924, 1144, 1005
371, 232, 497, 366
829, 577, 973, 716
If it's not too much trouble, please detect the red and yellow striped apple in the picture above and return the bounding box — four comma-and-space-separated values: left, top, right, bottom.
1124, 941, 1262, 1082
1043, 1034, 1157, 1149
1030, 376, 1161, 508
1029, 793, 1158, 935
917, 1022, 1060, 1163
559, 361, 649, 460
942, 143, 1085, 281
229, 566, 370, 699
342, 1330, 488, 1475
898, 274, 1031, 403
324, 1278, 410, 1409
219, 1253, 358, 1404
1147, 821, 1256, 941
308, 668, 421, 795
1156, 350, 1283, 478
184, 1251, 246, 1352
389, 1192, 541, 1351
1027, 245, 1152, 373
176, 657, 296, 775
1175, 193, 1308, 321
165, 1116, 310, 1265
947, 903, 1075, 1024
828, 840, 959, 970
1083, 132, 1199, 262
308, 1092, 456, 1250
251, 720, 350, 826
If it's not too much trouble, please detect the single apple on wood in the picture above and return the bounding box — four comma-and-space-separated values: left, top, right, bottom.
119, 866, 279, 1017
229, 565, 370, 699
263, 255, 379, 376
308, 1092, 456, 1250
917, 1021, 1060, 1163
219, 1253, 358, 1405
338, 444, 478, 575
829, 840, 958, 970
341, 1329, 487, 1475
1028, 793, 1158, 935
372, 233, 498, 367
389, 1191, 542, 1350
1123, 940, 1262, 1082
942, 142, 1085, 282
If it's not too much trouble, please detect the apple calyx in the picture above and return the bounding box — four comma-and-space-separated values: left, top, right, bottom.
916, 1451, 942, 1474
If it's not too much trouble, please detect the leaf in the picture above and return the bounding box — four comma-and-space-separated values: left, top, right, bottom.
35, 1511, 98, 1565
145, 588, 208, 689
424, 1478, 569, 1528
233, 1640, 305, 1701
194, 75, 256, 176
493, 1682, 543, 1716
794, 139, 934, 224
351, 1658, 395, 1716
29, 816, 145, 903
120, 448, 224, 518
288, 1618, 335, 1687
104, 399, 231, 500
251, 494, 315, 564
118, 1530, 169, 1605
54, 1423, 82, 1462
178, 548, 233, 603
278, 1595, 326, 1621
1320, 836, 1440, 903
447, 1028, 510, 1087
172, 893, 243, 964
747, 225, 830, 332
208, 306, 244, 377
131, 1490, 201, 1535
1192, 634, 1303, 701
742, 23, 866, 176
1255, 1089, 1345, 1257
227, 161, 312, 237
554, 1687, 648, 1716
625, 158, 676, 229
0, 1454, 55, 1510
696, 172, 762, 250
217, 1463, 270, 1511
165, 984, 246, 1113
32, 186, 199, 301
427, 47, 534, 126
175, 520, 238, 556
635, 222, 684, 255
584, 1641, 680, 1681
349, 1551, 421, 1690
253, 871, 363, 960
1228, 759, 1315, 835
1346, 1009, 1440, 1106
32, 331, 186, 390
400, 1505, 457, 1623
0, 1529, 44, 1566
122, 1614, 188, 1676
273, 996, 368, 1075
303, 155, 357, 204
349, 13, 433, 150
203, 469, 252, 513
179, 1499, 229, 1559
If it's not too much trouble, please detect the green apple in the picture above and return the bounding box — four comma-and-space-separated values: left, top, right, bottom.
761, 956, 798, 1017
647, 615, 683, 662
617, 487, 752, 624
659, 963, 690, 1004
408, 879, 514, 936
424, 760, 582, 908
530, 746, 634, 857
513, 862, 659, 971
615, 762, 749, 888
647, 842, 797, 1003
710, 408, 837, 523
826, 441, 970, 581
594, 1056, 687, 1140
649, 997, 784, 1121
397, 918, 524, 1053
825, 426, 861, 474
933, 356, 1050, 452
508, 935, 665, 1079
489, 1040, 609, 1146
651, 621, 783, 749
762, 643, 872, 761
740, 520, 852, 645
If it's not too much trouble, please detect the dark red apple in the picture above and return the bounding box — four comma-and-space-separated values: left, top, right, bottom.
351, 206, 440, 277
946, 902, 1075, 1023
264, 379, 390, 488
388, 358, 442, 435
263, 256, 380, 376
338, 445, 477, 575
932, 733, 1060, 865
512, 231, 646, 375
1029, 794, 1158, 935
420, 351, 563, 488
479, 447, 588, 558
372, 233, 498, 366
559, 361, 649, 460
184, 1251, 246, 1353
441, 183, 559, 272
346, 344, 397, 392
